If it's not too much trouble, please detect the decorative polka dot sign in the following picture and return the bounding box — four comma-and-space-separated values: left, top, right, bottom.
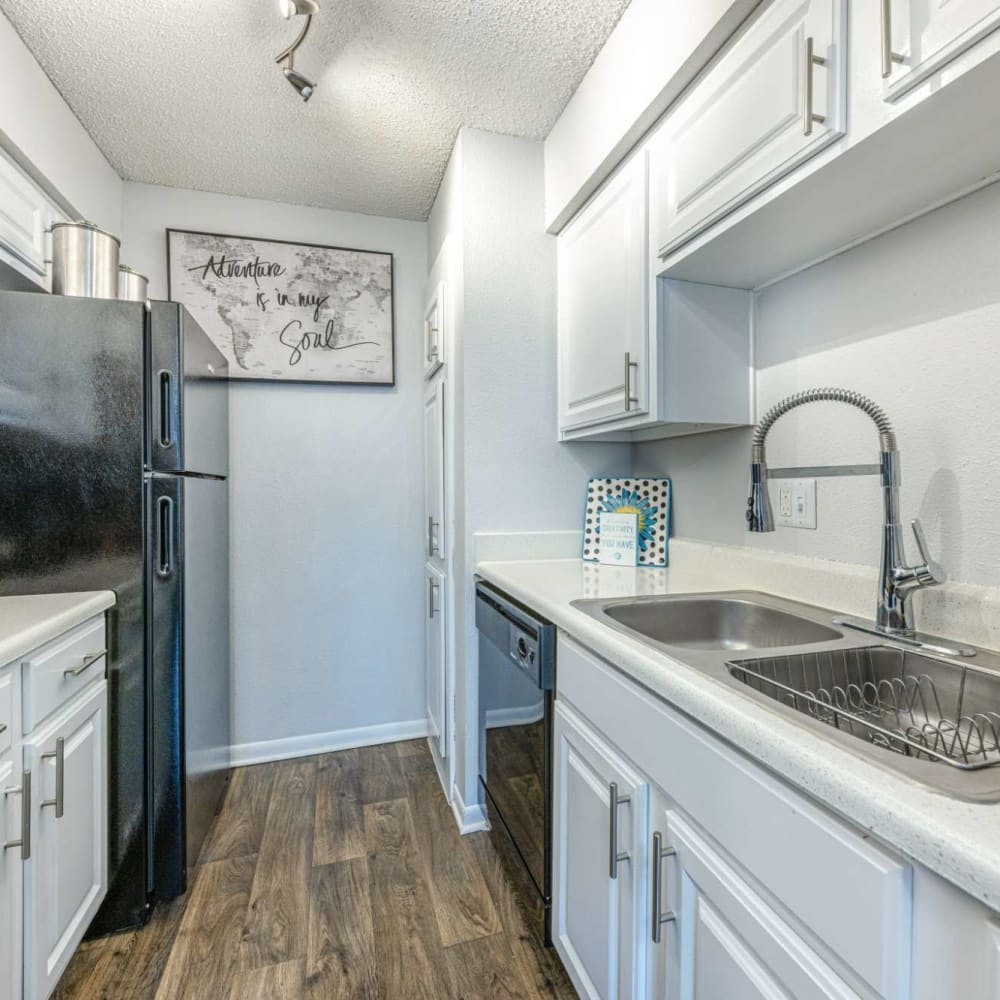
582, 477, 672, 567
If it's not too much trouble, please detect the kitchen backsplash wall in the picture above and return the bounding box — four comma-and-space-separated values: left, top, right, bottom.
122, 182, 429, 760
634, 180, 1000, 589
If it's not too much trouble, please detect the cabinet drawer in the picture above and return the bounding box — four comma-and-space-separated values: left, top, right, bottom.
22, 616, 107, 732
0, 669, 13, 756
558, 635, 912, 998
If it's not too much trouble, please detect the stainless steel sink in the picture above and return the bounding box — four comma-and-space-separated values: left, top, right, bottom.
571, 590, 1000, 800
600, 595, 842, 651
728, 646, 1000, 771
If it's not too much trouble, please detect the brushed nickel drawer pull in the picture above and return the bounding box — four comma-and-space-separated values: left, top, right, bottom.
4, 770, 31, 860
804, 37, 827, 137
651, 831, 677, 943
64, 649, 107, 677
41, 737, 65, 818
609, 782, 631, 878
881, 0, 906, 78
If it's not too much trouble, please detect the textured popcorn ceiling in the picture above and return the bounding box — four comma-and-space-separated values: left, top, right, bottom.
0, 0, 629, 220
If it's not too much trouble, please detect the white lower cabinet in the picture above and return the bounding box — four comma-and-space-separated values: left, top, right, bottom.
425, 563, 447, 760
23, 681, 107, 1000
0, 754, 24, 1000
553, 701, 647, 1000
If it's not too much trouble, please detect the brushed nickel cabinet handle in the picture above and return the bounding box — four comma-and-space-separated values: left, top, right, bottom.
608, 782, 631, 878
804, 37, 827, 136
428, 578, 441, 619
427, 327, 439, 363
64, 649, 106, 678
4, 770, 30, 860
624, 353, 639, 412
0, 723, 6, 735
651, 831, 677, 943
41, 737, 65, 819
427, 516, 441, 557
881, 0, 906, 78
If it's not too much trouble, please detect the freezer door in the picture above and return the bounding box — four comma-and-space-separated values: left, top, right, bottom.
148, 472, 231, 901
149, 302, 229, 477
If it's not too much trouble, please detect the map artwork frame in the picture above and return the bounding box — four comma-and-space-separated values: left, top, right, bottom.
166, 229, 395, 385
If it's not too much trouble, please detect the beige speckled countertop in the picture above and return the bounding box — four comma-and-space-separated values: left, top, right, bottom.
0, 592, 116, 666
476, 555, 1000, 913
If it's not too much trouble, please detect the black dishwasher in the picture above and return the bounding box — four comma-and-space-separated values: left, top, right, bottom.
476, 579, 555, 945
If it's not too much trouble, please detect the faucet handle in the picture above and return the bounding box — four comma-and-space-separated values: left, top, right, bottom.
911, 519, 947, 586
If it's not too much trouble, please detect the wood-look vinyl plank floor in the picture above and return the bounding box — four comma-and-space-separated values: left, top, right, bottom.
55, 739, 579, 1000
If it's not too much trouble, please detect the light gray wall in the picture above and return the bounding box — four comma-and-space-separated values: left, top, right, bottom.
0, 10, 122, 233
635, 180, 1000, 588
121, 182, 428, 755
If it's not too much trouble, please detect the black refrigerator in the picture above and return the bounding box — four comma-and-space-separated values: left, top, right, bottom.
0, 292, 231, 934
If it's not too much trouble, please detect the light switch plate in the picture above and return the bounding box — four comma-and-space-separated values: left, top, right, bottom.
774, 478, 816, 529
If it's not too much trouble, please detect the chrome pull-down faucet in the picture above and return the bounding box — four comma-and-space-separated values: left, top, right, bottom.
745, 387, 946, 638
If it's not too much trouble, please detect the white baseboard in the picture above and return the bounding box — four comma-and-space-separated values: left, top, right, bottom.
485, 703, 544, 728
230, 718, 432, 767
451, 782, 489, 834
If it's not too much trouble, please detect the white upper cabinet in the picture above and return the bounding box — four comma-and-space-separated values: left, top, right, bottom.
882, 0, 1000, 100
651, 0, 847, 260
0, 150, 65, 291
423, 279, 446, 379
423, 377, 446, 565
558, 151, 649, 434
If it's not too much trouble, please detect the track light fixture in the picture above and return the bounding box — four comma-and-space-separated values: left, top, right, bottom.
276, 0, 319, 102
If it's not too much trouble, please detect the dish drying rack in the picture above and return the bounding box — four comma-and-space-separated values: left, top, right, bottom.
727, 646, 1000, 770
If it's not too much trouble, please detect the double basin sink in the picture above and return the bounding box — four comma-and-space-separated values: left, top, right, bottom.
571, 591, 1000, 801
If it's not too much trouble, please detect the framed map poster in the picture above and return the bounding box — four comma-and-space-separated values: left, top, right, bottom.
166, 229, 394, 385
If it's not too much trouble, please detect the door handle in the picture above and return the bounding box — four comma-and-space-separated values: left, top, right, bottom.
4, 770, 31, 860
804, 37, 827, 136
880, 0, 906, 78
608, 782, 631, 878
623, 353, 639, 412
64, 649, 107, 678
651, 831, 677, 943
156, 496, 174, 578
158, 370, 173, 448
41, 738, 65, 819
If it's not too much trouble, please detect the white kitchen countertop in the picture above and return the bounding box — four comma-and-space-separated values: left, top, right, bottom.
476, 556, 1000, 913
0, 591, 116, 667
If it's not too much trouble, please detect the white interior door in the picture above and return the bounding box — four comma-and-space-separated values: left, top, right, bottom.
883, 0, 1000, 98
425, 563, 447, 759
552, 702, 646, 1000
24, 683, 107, 1000
558, 151, 648, 432
423, 377, 446, 565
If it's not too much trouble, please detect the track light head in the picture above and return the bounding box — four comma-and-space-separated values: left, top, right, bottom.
283, 65, 316, 101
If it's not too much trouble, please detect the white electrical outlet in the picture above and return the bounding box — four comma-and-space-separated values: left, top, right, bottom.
773, 478, 816, 529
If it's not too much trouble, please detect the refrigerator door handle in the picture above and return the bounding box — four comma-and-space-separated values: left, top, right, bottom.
156, 496, 174, 578
158, 370, 173, 448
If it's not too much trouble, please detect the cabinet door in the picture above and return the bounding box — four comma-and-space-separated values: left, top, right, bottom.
24, 682, 107, 1000
553, 702, 647, 1000
0, 756, 23, 1000
0, 149, 62, 290
649, 803, 861, 1000
423, 279, 446, 378
558, 151, 649, 433
652, 0, 846, 259
882, 0, 1000, 99
425, 563, 447, 760
423, 377, 446, 565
